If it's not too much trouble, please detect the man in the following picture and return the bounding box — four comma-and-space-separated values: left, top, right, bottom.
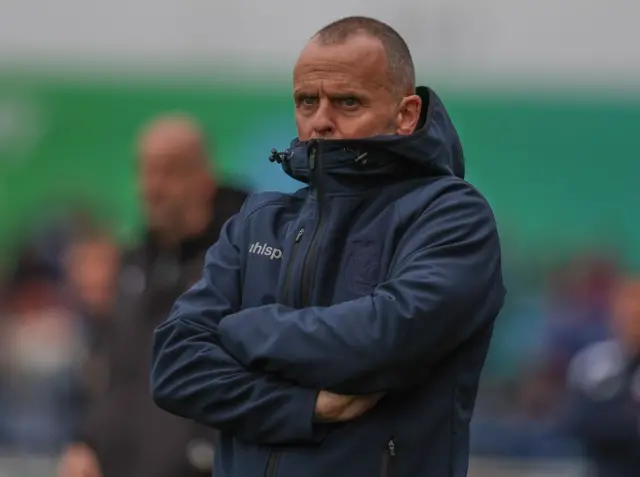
63, 228, 120, 406
564, 276, 640, 477
151, 17, 505, 477
58, 115, 248, 477
64, 228, 120, 322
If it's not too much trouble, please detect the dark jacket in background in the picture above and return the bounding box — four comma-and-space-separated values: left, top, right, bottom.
565, 340, 640, 477
78, 186, 248, 477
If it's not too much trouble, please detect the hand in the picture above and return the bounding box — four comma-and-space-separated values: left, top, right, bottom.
314, 390, 385, 422
57, 443, 102, 477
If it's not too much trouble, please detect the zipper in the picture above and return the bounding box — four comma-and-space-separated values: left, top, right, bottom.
279, 227, 305, 304
380, 438, 397, 477
299, 142, 324, 307
264, 145, 320, 477
265, 148, 316, 477
265, 453, 279, 477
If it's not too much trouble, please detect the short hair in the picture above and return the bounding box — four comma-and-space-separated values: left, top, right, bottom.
314, 16, 415, 96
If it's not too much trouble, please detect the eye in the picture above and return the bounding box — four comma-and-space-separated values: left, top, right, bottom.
296, 95, 317, 108
338, 96, 360, 108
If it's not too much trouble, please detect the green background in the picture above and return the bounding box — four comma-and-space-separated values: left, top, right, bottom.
1, 71, 639, 265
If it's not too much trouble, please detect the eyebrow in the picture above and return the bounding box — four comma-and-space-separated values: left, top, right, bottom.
293, 91, 318, 99
329, 92, 363, 99
293, 90, 366, 100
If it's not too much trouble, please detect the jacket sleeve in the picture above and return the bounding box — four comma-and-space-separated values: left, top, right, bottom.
150, 209, 320, 446
218, 183, 505, 394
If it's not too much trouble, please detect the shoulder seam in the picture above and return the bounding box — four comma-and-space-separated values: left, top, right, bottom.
244, 198, 291, 221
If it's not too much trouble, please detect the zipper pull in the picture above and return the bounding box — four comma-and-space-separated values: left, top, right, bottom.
388, 439, 396, 456
295, 228, 305, 242
309, 147, 316, 170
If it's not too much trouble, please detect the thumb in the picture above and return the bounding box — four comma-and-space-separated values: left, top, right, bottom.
364, 392, 385, 402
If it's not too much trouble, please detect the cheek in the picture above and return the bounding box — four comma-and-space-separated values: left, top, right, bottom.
336, 111, 393, 138
143, 177, 167, 198
170, 185, 189, 205
615, 308, 640, 334
295, 112, 313, 141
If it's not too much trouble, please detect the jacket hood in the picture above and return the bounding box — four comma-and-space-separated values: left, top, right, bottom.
270, 87, 465, 184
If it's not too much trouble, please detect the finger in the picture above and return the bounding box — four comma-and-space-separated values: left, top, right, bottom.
355, 395, 380, 405
345, 401, 375, 419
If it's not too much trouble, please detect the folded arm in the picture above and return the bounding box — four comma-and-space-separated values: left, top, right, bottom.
218, 183, 505, 394
150, 206, 320, 445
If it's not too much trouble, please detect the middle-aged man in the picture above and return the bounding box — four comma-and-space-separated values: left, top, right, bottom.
151, 16, 505, 477
58, 115, 248, 477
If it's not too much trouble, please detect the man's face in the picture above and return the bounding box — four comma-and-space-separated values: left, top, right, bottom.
612, 278, 640, 349
293, 35, 420, 140
66, 239, 119, 313
138, 138, 201, 232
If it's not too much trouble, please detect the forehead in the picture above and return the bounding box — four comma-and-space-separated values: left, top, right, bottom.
140, 129, 191, 154
69, 239, 114, 259
138, 128, 203, 170
294, 35, 390, 91
617, 280, 640, 292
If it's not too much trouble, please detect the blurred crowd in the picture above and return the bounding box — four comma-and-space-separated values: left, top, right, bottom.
0, 214, 117, 453
0, 114, 638, 477
472, 249, 618, 457
1, 115, 249, 477
0, 224, 624, 452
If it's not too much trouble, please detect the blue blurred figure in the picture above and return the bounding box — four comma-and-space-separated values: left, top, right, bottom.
563, 275, 640, 477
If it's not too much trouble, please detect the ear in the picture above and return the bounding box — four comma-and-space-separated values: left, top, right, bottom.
395, 95, 422, 136
203, 174, 217, 201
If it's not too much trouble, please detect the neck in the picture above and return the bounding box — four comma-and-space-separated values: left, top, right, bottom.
183, 203, 213, 239
153, 204, 212, 248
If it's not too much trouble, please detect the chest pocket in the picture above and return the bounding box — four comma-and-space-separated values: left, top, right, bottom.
340, 240, 382, 297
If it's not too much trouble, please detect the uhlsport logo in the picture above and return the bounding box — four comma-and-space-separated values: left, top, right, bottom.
248, 242, 283, 260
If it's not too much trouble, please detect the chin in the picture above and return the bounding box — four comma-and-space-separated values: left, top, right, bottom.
147, 217, 168, 231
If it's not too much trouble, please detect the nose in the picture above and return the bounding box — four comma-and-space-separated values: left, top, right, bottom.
309, 101, 335, 139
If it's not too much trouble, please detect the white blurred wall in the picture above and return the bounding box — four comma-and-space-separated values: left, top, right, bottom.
0, 0, 637, 84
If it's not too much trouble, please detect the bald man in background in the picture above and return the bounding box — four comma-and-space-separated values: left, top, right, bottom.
58, 115, 248, 477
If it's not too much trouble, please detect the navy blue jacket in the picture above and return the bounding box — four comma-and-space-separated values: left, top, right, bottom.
150, 87, 505, 477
